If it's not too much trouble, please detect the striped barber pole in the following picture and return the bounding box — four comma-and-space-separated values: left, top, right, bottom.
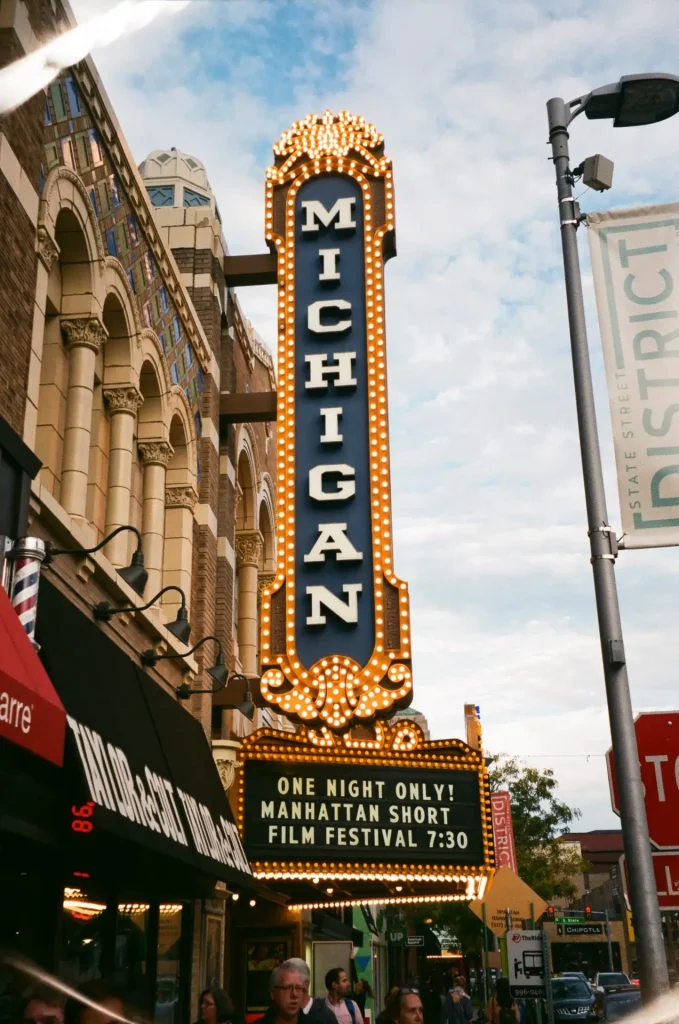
8, 537, 46, 649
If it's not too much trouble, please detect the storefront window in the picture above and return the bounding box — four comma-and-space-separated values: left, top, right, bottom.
59, 887, 107, 985
115, 904, 150, 1007
156, 905, 184, 1024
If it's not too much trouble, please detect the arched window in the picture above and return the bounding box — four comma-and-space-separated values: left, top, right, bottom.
36, 207, 97, 509
162, 413, 196, 621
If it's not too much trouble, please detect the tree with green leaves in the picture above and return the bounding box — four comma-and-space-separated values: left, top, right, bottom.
396, 757, 586, 958
489, 755, 589, 900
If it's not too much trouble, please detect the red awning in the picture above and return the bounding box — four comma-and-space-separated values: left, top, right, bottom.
0, 583, 65, 765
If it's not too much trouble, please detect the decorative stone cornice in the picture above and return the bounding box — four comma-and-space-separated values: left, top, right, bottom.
61, 316, 108, 353
216, 758, 242, 793
36, 226, 60, 272
258, 572, 276, 595
165, 484, 198, 510
138, 440, 174, 467
235, 530, 264, 568
104, 386, 144, 414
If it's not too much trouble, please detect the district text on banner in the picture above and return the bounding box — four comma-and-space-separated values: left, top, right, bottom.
588, 204, 679, 548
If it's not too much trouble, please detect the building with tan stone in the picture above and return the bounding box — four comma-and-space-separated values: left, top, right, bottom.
0, 0, 283, 1013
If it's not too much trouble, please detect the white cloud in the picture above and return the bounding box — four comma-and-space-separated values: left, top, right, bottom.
69, 0, 679, 829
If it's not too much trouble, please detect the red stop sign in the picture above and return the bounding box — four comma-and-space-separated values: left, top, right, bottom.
606, 712, 679, 850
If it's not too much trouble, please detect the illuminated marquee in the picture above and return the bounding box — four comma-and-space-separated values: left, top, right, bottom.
235, 722, 495, 905
260, 111, 412, 732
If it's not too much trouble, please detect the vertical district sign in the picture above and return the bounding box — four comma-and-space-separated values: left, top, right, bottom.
259, 111, 412, 732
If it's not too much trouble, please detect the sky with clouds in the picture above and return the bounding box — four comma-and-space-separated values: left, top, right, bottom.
70, 0, 679, 831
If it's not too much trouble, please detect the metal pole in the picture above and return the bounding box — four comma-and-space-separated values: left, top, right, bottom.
605, 910, 614, 971
531, 904, 544, 1024
482, 903, 491, 1004
546, 96, 669, 1001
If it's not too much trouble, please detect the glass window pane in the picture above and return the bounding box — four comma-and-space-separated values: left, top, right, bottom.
115, 903, 150, 1005
50, 83, 66, 120
146, 185, 175, 207
156, 905, 184, 1024
89, 129, 103, 166
60, 138, 75, 170
183, 187, 210, 208
65, 77, 81, 116
59, 885, 107, 986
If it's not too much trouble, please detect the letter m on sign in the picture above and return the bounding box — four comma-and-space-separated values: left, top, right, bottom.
301, 198, 356, 233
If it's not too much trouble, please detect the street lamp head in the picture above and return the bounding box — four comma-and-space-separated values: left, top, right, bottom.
584, 73, 679, 127
116, 547, 148, 597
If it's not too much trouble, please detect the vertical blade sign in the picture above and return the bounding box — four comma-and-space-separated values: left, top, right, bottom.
260, 111, 412, 732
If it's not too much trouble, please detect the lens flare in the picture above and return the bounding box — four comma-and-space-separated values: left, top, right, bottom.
0, 951, 144, 1024
0, 0, 190, 116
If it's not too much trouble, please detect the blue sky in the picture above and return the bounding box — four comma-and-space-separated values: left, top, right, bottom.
71, 0, 679, 830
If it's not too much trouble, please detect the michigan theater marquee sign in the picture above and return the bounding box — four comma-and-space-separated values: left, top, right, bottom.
259, 110, 412, 731
237, 112, 494, 907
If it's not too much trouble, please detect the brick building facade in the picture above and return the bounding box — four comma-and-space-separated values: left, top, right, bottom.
0, 0, 280, 1014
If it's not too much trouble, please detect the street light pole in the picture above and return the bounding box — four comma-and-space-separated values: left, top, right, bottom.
546, 96, 669, 1000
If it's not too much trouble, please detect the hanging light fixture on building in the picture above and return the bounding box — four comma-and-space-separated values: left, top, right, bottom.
92, 585, 191, 643
45, 524, 148, 596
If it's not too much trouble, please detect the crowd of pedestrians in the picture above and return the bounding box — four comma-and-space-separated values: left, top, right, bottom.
14, 959, 524, 1024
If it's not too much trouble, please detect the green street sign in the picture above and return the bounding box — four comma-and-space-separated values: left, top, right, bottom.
555, 914, 585, 924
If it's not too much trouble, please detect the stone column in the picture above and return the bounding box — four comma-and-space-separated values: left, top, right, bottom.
103, 386, 144, 567
138, 440, 173, 597
235, 530, 263, 676
163, 484, 198, 620
60, 317, 108, 520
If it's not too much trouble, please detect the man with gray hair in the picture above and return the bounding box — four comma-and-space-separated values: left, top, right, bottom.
261, 960, 336, 1024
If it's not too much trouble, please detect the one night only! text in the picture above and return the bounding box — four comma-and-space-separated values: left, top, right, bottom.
243, 761, 484, 865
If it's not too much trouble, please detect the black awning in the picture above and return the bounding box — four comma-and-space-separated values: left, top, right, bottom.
35, 579, 255, 892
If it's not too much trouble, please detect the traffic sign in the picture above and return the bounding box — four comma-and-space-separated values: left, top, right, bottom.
621, 850, 679, 910
507, 930, 545, 998
606, 711, 679, 849
469, 867, 547, 938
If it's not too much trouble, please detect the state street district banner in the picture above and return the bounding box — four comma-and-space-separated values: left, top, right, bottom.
588, 204, 679, 548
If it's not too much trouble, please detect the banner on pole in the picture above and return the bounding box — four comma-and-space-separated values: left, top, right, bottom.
587, 204, 679, 548
490, 791, 518, 873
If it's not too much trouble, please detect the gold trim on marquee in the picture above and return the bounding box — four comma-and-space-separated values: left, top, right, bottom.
259, 110, 412, 732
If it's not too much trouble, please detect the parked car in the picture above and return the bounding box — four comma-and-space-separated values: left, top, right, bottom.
561, 972, 595, 991
595, 985, 641, 1021
594, 973, 631, 993
551, 978, 598, 1020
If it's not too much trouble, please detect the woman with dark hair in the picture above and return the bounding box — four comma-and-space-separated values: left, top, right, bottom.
484, 980, 519, 1024
195, 989, 242, 1024
352, 981, 374, 1018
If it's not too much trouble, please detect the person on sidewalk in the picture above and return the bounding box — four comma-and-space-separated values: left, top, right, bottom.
441, 977, 472, 1024
259, 961, 335, 1024
325, 969, 364, 1024
285, 959, 336, 1024
484, 980, 520, 1024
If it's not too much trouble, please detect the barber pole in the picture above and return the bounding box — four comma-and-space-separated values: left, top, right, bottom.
8, 536, 46, 649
